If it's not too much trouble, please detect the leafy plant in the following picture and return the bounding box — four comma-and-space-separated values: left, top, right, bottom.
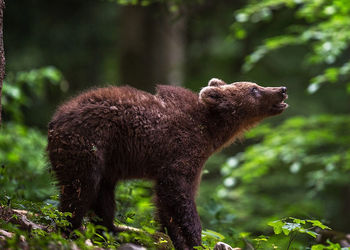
232, 0, 350, 93
218, 115, 350, 233
312, 240, 343, 250
0, 123, 55, 201
2, 66, 66, 123
195, 229, 226, 249
40, 204, 72, 229
268, 217, 330, 249
0, 67, 66, 201
115, 180, 156, 228
0, 218, 72, 249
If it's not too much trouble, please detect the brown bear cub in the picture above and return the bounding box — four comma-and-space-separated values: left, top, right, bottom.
47, 78, 288, 249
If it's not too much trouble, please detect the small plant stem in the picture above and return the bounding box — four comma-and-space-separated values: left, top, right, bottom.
286, 232, 296, 250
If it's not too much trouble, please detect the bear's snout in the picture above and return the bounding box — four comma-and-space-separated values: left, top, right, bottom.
280, 86, 288, 100
278, 86, 288, 100
266, 86, 289, 114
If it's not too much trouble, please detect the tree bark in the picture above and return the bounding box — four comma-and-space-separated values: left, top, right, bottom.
120, 3, 186, 92
0, 0, 5, 126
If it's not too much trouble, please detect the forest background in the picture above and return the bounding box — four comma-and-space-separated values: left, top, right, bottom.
1, 0, 350, 249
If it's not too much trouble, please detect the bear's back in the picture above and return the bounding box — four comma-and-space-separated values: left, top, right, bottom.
156, 85, 199, 113
49, 86, 167, 130
56, 86, 159, 113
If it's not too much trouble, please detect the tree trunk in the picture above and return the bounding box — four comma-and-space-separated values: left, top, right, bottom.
0, 0, 5, 126
120, 3, 186, 92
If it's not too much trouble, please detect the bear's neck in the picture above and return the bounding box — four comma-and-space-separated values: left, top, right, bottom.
198, 106, 258, 153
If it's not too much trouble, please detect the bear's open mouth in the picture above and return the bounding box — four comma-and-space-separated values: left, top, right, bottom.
272, 94, 288, 111
273, 102, 288, 109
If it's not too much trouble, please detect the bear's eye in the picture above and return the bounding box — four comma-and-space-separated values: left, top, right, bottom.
251, 87, 259, 96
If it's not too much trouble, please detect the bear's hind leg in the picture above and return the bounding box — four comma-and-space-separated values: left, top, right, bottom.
91, 180, 118, 232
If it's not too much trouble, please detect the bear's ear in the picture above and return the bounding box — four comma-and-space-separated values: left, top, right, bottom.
208, 78, 226, 87
199, 86, 223, 106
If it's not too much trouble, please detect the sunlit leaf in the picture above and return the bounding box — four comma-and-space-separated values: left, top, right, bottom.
202, 229, 225, 240
268, 220, 284, 235
306, 220, 331, 230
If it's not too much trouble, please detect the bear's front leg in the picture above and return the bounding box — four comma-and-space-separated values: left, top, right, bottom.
155, 177, 202, 250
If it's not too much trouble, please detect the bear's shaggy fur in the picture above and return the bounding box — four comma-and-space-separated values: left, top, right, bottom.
47, 78, 288, 249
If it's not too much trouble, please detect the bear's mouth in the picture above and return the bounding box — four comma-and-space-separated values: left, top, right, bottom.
272, 101, 288, 110
272, 94, 288, 111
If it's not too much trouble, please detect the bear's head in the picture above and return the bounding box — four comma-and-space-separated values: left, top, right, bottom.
199, 78, 288, 119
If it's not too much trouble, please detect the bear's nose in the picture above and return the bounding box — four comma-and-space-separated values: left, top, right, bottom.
281, 87, 287, 93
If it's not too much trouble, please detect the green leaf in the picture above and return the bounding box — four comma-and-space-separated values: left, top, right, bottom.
324, 67, 339, 83
306, 230, 318, 238
306, 220, 331, 230
290, 217, 306, 224
254, 236, 268, 242
239, 232, 251, 238
268, 220, 284, 235
281, 222, 302, 235
311, 245, 326, 250
202, 229, 225, 240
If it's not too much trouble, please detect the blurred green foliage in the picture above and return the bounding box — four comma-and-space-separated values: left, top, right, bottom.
0, 123, 55, 201
312, 240, 343, 250
233, 0, 350, 93
0, 67, 66, 201
217, 115, 350, 233
3, 66, 66, 123
115, 180, 156, 229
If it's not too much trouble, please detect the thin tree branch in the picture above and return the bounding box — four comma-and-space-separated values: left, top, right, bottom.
0, 0, 5, 126
0, 206, 47, 231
